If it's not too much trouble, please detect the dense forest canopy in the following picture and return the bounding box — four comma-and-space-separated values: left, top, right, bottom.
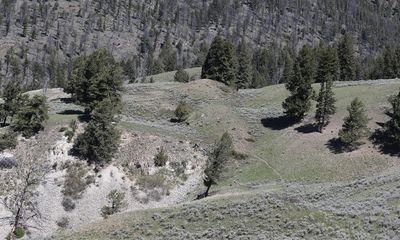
1, 0, 400, 90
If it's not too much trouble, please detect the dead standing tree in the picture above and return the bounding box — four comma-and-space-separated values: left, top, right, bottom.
0, 143, 49, 238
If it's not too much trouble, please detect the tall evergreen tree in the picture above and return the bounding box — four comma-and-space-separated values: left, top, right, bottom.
315, 43, 338, 132
315, 43, 339, 83
282, 45, 315, 120
2, 81, 22, 126
382, 46, 398, 79
194, 42, 209, 66
281, 51, 294, 83
159, 36, 177, 72
11, 95, 49, 138
338, 34, 356, 81
315, 76, 336, 132
384, 90, 400, 146
72, 98, 121, 165
236, 40, 252, 89
202, 132, 233, 198
65, 49, 123, 112
251, 49, 270, 88
201, 36, 236, 87
338, 98, 369, 150
298, 44, 316, 84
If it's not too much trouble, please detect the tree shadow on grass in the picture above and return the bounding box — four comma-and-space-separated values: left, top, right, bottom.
59, 98, 74, 104
326, 138, 348, 154
295, 123, 319, 134
261, 115, 298, 130
375, 122, 386, 128
370, 129, 400, 157
56, 109, 90, 122
0, 123, 10, 128
57, 110, 85, 115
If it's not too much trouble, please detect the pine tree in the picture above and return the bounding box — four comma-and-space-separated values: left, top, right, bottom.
282, 45, 315, 120
385, 90, 400, 146
65, 49, 123, 113
22, 15, 29, 37
395, 46, 400, 77
251, 49, 269, 88
315, 43, 338, 132
201, 132, 233, 198
251, 67, 265, 88
281, 51, 294, 83
159, 36, 177, 72
382, 46, 397, 79
338, 34, 356, 81
315, 43, 339, 83
2, 81, 22, 126
315, 76, 336, 132
338, 98, 370, 150
236, 40, 252, 89
194, 42, 209, 66
72, 98, 121, 165
11, 95, 49, 138
201, 36, 236, 87
298, 44, 316, 84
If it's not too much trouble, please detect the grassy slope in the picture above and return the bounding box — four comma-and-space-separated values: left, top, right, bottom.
58, 169, 400, 239
142, 67, 202, 83
232, 80, 400, 184
57, 79, 400, 239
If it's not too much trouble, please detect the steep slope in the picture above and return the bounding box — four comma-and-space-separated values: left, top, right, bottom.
1, 0, 400, 88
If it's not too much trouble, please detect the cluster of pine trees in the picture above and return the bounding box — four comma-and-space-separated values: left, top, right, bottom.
368, 46, 400, 80
66, 49, 123, 165
0, 81, 49, 152
281, 41, 400, 151
201, 34, 359, 91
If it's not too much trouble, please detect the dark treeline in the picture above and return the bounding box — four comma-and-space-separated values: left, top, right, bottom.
202, 34, 400, 89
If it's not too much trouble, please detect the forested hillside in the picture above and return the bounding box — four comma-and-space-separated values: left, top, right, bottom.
1, 0, 400, 90
3, 2, 400, 239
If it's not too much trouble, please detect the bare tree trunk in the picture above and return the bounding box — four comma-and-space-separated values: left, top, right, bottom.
204, 184, 211, 197
13, 207, 21, 231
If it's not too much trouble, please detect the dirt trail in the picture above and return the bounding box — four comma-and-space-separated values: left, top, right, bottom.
250, 154, 283, 179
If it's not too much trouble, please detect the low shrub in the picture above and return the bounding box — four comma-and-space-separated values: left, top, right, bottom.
174, 68, 190, 83
65, 130, 74, 143
174, 100, 191, 122
101, 189, 127, 218
170, 161, 186, 175
154, 147, 168, 167
62, 162, 89, 199
62, 197, 76, 212
14, 227, 25, 238
57, 217, 70, 228
0, 157, 18, 169
0, 131, 18, 152
232, 151, 248, 160
148, 189, 162, 202
69, 119, 77, 132
136, 174, 167, 191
